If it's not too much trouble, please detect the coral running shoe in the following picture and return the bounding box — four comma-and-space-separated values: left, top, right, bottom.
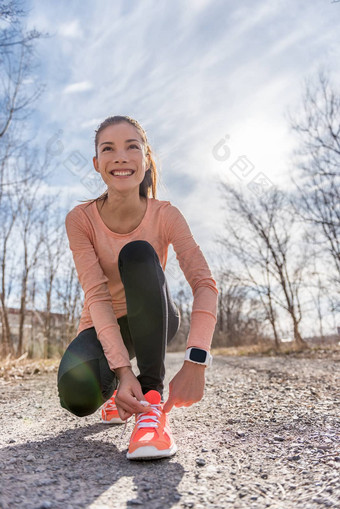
101, 390, 125, 424
126, 390, 177, 460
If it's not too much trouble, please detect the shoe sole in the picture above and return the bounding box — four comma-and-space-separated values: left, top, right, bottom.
101, 417, 125, 424
126, 443, 177, 460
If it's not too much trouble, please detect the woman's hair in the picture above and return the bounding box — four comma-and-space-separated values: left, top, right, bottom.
90, 115, 158, 205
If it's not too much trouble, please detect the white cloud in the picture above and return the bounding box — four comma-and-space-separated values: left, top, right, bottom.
79, 118, 104, 130
58, 19, 83, 38
63, 81, 93, 94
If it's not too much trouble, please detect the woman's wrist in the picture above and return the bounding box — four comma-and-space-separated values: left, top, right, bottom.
183, 360, 206, 371
115, 365, 133, 380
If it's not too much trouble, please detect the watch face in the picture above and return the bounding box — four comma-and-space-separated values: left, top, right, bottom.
190, 349, 207, 363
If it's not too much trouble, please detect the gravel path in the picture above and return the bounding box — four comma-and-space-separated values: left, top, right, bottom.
0, 352, 339, 509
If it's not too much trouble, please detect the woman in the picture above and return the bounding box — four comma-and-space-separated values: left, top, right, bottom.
58, 115, 219, 460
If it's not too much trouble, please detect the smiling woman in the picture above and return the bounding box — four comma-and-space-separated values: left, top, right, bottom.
58, 115, 219, 461
92, 116, 157, 205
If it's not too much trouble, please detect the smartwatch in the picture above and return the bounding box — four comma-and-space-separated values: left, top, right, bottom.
184, 347, 213, 367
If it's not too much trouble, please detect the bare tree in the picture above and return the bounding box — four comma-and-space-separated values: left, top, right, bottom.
0, 0, 47, 138
0, 3, 59, 359
213, 262, 270, 348
216, 242, 281, 349
0, 186, 20, 355
55, 260, 83, 352
40, 205, 68, 358
166, 283, 191, 352
15, 175, 55, 356
217, 183, 308, 348
0, 126, 55, 357
289, 70, 340, 301
302, 241, 338, 340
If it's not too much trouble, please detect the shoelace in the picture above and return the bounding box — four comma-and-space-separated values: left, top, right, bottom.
120, 404, 161, 438
104, 400, 117, 412
121, 419, 128, 438
136, 404, 162, 429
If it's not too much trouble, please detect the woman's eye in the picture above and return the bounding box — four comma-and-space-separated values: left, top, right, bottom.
102, 145, 139, 151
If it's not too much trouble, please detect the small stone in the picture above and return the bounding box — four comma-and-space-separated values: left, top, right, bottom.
236, 430, 245, 438
288, 455, 300, 461
273, 435, 285, 442
196, 458, 206, 466
26, 454, 35, 462
313, 497, 332, 507
201, 448, 209, 452
317, 445, 331, 451
98, 479, 110, 485
38, 503, 52, 509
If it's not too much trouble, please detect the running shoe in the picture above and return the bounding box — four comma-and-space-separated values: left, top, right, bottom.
126, 389, 177, 460
101, 390, 125, 424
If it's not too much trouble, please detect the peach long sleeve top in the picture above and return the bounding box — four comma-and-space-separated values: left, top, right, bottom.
65, 196, 219, 371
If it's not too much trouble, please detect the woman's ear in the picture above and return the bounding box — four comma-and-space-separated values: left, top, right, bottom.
146, 153, 151, 170
93, 156, 99, 172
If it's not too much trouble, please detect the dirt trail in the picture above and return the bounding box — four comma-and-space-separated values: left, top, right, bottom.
0, 352, 339, 509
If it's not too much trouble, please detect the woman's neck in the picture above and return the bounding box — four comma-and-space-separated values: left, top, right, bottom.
100, 190, 146, 221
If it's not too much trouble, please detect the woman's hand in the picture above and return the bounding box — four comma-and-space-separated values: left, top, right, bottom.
163, 361, 206, 413
114, 367, 151, 421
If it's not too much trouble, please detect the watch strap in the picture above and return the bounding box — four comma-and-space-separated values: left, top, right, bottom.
184, 347, 212, 367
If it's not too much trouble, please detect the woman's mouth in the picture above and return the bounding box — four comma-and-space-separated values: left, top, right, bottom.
110, 170, 135, 178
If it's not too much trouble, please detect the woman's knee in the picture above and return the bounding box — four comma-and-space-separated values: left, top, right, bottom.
118, 240, 156, 266
58, 360, 103, 417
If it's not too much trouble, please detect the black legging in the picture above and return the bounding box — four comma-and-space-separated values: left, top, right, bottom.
57, 240, 181, 417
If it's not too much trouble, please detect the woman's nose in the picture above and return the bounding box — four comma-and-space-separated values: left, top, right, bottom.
113, 149, 128, 162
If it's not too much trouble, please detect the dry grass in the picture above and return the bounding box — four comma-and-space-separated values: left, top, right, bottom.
212, 343, 276, 357
1, 342, 339, 382
211, 342, 340, 358
0, 352, 59, 381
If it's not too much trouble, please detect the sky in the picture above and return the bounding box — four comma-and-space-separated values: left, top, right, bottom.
24, 0, 340, 307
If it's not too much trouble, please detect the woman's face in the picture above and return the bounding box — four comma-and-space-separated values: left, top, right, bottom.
93, 122, 150, 193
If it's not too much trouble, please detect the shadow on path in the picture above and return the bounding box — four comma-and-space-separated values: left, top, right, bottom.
1, 423, 184, 508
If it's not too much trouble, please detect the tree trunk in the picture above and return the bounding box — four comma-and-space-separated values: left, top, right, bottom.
45, 284, 52, 358
218, 286, 224, 333
17, 272, 28, 356
292, 317, 306, 348
0, 300, 12, 356
267, 286, 280, 350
